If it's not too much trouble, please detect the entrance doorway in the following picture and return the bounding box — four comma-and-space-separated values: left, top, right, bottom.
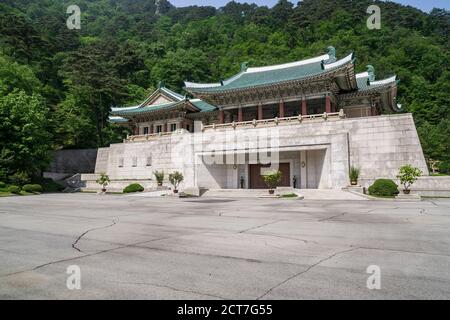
249, 163, 290, 189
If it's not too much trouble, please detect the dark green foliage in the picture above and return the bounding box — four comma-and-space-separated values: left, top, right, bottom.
0, 0, 448, 176
368, 179, 400, 197
22, 184, 43, 193
32, 177, 64, 191
123, 183, 144, 193
7, 185, 21, 194
0, 182, 6, 189
8, 171, 31, 186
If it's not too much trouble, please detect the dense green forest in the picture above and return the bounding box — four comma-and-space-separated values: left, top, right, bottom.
0, 0, 449, 182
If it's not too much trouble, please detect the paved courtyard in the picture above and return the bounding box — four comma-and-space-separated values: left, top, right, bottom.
0, 193, 449, 299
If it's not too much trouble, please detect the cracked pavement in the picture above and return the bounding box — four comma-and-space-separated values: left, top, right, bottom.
0, 193, 449, 299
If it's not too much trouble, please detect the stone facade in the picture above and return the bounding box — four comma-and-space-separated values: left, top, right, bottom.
82, 113, 430, 192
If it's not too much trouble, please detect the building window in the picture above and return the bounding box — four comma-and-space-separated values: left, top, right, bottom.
118, 158, 124, 168
146, 155, 152, 167
143, 127, 149, 135
156, 125, 163, 133
132, 157, 137, 167
170, 123, 177, 132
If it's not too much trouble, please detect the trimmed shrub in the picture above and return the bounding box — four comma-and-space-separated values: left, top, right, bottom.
368, 179, 399, 197
123, 183, 144, 193
23, 184, 43, 193
7, 185, 21, 194
9, 172, 30, 186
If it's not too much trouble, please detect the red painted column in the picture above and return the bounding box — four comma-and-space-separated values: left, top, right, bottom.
238, 106, 243, 122
301, 97, 307, 115
258, 104, 263, 120
164, 123, 168, 132
150, 124, 154, 134
325, 95, 332, 113
218, 109, 224, 124
134, 125, 139, 135
279, 100, 285, 118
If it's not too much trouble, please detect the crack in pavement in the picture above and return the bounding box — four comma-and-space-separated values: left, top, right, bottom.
358, 246, 450, 258
0, 234, 192, 279
111, 281, 228, 300
72, 219, 117, 253
256, 247, 359, 300
239, 219, 284, 234
319, 212, 347, 222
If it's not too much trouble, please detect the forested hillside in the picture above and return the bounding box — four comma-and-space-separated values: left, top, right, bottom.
0, 0, 449, 181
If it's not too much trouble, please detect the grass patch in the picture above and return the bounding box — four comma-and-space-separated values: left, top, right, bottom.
0, 191, 36, 197
281, 193, 298, 198
430, 173, 449, 176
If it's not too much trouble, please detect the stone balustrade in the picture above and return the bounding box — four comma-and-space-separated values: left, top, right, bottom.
202, 110, 345, 132
123, 111, 346, 142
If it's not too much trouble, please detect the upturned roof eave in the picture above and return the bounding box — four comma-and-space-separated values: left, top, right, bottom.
185, 61, 355, 96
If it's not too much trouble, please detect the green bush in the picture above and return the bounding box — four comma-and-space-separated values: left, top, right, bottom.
0, 182, 6, 189
123, 183, 144, 193
8, 171, 30, 186
368, 179, 399, 197
7, 185, 21, 194
263, 170, 282, 190
22, 184, 43, 193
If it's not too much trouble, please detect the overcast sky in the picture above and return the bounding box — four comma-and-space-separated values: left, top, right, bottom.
169, 0, 450, 13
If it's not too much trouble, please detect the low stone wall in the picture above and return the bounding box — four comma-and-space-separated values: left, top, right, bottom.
44, 149, 98, 181
359, 176, 450, 197
81, 174, 162, 193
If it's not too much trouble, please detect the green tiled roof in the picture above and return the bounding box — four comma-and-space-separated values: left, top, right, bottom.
185, 51, 354, 93
110, 99, 217, 118
111, 101, 179, 116
190, 99, 216, 112
356, 72, 397, 92
109, 116, 129, 124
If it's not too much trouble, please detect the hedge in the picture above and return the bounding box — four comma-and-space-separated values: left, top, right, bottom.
123, 183, 144, 193
7, 185, 21, 194
368, 179, 399, 197
0, 182, 6, 189
22, 184, 43, 193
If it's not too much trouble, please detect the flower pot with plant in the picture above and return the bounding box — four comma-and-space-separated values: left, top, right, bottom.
153, 170, 164, 187
349, 166, 360, 186
169, 171, 184, 194
96, 173, 110, 193
262, 170, 282, 195
397, 164, 422, 195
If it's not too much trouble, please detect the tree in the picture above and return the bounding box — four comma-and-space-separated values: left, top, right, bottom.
263, 170, 282, 194
0, 90, 52, 180
169, 171, 184, 193
397, 165, 422, 193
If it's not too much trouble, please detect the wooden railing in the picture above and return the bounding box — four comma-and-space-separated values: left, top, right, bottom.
202, 109, 346, 132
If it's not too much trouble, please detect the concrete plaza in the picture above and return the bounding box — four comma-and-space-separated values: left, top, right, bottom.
0, 193, 449, 299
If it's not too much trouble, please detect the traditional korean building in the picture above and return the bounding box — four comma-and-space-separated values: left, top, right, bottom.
88, 47, 427, 192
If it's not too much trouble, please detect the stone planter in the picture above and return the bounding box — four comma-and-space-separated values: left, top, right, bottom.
157, 182, 163, 187
351, 180, 357, 186
173, 189, 179, 194
269, 189, 275, 195
403, 189, 411, 195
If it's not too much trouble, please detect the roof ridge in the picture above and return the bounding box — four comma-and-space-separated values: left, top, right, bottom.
246, 54, 329, 73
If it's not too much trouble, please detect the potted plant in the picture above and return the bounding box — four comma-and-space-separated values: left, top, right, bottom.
96, 173, 110, 193
349, 166, 360, 186
263, 170, 282, 195
397, 164, 422, 195
153, 170, 164, 187
169, 171, 184, 194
